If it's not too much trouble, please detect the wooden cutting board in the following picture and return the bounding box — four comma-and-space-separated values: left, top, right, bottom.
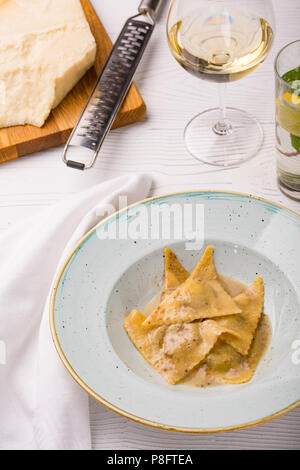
0, 0, 146, 164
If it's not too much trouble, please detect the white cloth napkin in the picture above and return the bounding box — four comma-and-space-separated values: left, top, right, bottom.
0, 174, 152, 450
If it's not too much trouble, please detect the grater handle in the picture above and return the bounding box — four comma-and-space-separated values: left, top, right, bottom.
138, 0, 162, 18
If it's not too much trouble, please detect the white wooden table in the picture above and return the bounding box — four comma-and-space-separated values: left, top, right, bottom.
1, 0, 299, 450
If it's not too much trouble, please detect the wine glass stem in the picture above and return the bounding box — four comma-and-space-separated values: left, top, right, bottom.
213, 83, 233, 136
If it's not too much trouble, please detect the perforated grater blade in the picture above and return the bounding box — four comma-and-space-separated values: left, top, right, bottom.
63, 0, 161, 170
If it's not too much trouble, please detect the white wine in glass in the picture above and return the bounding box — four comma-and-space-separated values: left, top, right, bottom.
167, 0, 275, 166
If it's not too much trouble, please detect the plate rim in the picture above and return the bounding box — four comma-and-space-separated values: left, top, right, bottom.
49, 190, 300, 433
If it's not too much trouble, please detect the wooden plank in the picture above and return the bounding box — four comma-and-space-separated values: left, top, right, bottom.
0, 0, 146, 163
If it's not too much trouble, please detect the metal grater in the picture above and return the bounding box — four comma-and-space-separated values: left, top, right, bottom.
63, 0, 162, 170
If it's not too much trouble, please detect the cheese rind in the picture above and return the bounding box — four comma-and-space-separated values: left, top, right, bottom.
0, 0, 96, 128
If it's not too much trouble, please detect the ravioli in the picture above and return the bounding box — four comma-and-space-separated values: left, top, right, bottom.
143, 246, 241, 328
143, 248, 190, 317
123, 246, 270, 387
161, 247, 189, 298
190, 245, 218, 281
124, 310, 239, 385
183, 314, 270, 386
212, 277, 264, 355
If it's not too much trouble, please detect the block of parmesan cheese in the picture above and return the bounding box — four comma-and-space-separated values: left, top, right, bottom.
0, 0, 96, 128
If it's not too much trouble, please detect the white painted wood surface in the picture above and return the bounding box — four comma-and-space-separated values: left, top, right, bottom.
1, 0, 299, 449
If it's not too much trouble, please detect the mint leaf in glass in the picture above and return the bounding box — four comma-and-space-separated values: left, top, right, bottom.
291, 134, 300, 151
282, 66, 300, 90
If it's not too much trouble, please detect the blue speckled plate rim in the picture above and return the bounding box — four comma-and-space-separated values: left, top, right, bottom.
50, 190, 300, 433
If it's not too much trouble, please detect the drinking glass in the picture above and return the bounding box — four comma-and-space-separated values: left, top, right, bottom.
275, 40, 300, 200
167, 0, 275, 166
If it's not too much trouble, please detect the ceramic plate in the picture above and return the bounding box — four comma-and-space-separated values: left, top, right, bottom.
50, 192, 300, 432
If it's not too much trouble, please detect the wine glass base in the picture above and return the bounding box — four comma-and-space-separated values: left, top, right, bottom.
184, 107, 263, 167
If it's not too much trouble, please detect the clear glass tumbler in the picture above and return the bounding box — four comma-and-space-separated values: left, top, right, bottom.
275, 40, 300, 200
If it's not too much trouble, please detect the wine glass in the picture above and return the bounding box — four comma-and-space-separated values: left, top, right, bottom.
167, 0, 275, 166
